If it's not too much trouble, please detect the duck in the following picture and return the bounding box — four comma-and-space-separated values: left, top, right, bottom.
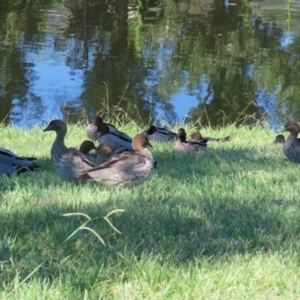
77, 133, 155, 187
143, 125, 177, 142
190, 131, 231, 143
79, 140, 125, 165
283, 121, 300, 163
0, 163, 27, 176
0, 148, 40, 176
93, 120, 133, 151
273, 134, 285, 145
86, 116, 132, 144
174, 128, 208, 153
43, 119, 98, 181
86, 116, 119, 141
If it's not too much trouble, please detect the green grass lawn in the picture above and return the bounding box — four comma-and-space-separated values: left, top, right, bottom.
1, 122, 300, 299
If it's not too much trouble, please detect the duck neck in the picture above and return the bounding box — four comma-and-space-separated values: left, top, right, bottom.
136, 148, 154, 165
52, 131, 68, 152
97, 123, 109, 136
288, 131, 299, 141
179, 136, 186, 143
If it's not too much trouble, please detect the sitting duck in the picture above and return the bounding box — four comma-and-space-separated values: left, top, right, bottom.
0, 148, 40, 176
86, 116, 132, 151
77, 134, 155, 187
86, 116, 119, 141
174, 128, 208, 153
44, 119, 98, 181
283, 121, 300, 163
93, 120, 133, 151
143, 125, 177, 142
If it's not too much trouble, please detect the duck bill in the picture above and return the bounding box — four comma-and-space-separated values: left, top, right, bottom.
43, 124, 54, 132
43, 126, 51, 132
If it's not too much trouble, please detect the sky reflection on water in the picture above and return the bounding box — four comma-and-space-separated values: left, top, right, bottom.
2, 0, 300, 130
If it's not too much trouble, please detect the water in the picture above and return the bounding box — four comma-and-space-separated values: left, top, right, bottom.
1, 0, 300, 129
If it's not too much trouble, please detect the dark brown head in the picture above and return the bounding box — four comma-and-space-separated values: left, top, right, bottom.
94, 116, 103, 127
148, 125, 158, 135
132, 134, 153, 151
94, 117, 109, 135
190, 131, 202, 141
283, 121, 300, 135
178, 128, 187, 142
43, 119, 67, 136
79, 140, 97, 154
273, 134, 285, 144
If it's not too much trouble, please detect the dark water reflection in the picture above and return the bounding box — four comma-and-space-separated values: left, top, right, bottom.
1, 0, 300, 129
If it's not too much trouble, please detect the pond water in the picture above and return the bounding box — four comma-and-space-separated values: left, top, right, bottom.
1, 0, 300, 129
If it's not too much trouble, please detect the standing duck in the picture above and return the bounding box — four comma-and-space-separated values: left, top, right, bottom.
273, 134, 285, 145
43, 119, 98, 181
174, 128, 208, 153
190, 131, 231, 143
77, 134, 155, 187
143, 125, 177, 142
0, 148, 40, 176
283, 121, 300, 163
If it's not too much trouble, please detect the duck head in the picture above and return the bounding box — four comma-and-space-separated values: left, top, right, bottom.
283, 121, 300, 135
273, 134, 285, 144
178, 128, 187, 142
94, 116, 109, 135
190, 131, 202, 141
79, 140, 97, 154
132, 134, 152, 151
148, 125, 158, 135
94, 116, 103, 126
43, 119, 67, 137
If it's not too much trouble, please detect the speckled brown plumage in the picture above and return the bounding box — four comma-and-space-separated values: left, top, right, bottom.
77, 134, 155, 187
283, 121, 300, 163
174, 128, 207, 153
44, 119, 97, 182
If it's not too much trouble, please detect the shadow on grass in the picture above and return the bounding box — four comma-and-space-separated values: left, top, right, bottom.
0, 145, 297, 288
154, 146, 287, 178
1, 183, 299, 284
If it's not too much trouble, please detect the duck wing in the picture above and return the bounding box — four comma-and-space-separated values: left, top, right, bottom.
0, 148, 38, 167
203, 136, 231, 142
99, 132, 133, 151
190, 139, 208, 148
77, 152, 146, 181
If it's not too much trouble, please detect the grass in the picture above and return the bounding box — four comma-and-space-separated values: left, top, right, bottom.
1, 121, 300, 299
